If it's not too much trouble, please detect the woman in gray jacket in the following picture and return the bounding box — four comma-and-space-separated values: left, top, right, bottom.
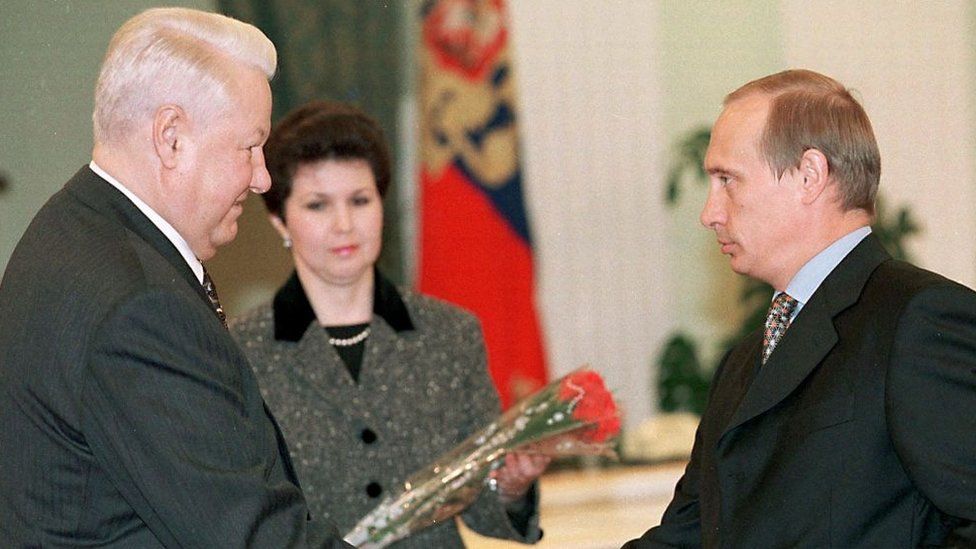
231, 100, 548, 548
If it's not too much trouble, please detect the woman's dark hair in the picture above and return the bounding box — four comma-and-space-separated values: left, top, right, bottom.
262, 100, 391, 218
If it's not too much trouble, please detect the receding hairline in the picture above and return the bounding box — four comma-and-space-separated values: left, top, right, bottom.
724, 69, 847, 105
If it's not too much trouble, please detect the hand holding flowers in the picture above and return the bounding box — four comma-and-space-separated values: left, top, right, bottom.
344, 367, 620, 548
489, 452, 552, 504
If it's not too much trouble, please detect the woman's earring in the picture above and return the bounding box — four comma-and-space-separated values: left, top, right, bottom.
283, 236, 292, 249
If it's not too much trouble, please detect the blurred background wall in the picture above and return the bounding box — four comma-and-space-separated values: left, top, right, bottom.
0, 0, 213, 270
2, 0, 974, 428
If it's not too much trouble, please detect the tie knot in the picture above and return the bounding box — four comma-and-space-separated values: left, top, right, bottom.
770, 292, 798, 319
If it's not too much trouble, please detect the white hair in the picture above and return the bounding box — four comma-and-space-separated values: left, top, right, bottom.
93, 7, 276, 144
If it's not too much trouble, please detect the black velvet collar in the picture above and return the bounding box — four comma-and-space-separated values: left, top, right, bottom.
272, 269, 415, 342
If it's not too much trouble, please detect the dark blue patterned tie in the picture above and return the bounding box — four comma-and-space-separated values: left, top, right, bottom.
762, 292, 798, 364
202, 268, 227, 329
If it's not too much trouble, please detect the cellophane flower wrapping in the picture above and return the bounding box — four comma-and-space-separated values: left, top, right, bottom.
344, 367, 621, 548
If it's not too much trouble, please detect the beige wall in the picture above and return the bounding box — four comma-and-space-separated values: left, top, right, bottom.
782, 0, 976, 287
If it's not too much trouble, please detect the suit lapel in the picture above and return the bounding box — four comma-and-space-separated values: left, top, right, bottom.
285, 315, 404, 425
723, 309, 838, 436
357, 317, 401, 390
292, 324, 357, 391
721, 235, 891, 437
65, 166, 209, 306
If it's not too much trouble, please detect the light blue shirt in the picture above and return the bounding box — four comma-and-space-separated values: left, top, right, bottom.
778, 226, 873, 320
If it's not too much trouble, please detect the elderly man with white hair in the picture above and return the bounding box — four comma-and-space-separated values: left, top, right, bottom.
0, 8, 350, 548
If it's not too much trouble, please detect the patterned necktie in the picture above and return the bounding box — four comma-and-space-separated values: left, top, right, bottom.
201, 268, 227, 329
762, 292, 798, 364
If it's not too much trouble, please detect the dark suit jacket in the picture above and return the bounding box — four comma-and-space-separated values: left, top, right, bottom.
0, 167, 348, 548
625, 235, 976, 548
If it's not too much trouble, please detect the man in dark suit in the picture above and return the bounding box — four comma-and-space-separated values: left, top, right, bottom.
0, 8, 349, 548
624, 69, 976, 547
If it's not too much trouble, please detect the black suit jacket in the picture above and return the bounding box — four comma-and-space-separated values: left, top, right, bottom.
0, 167, 349, 548
625, 235, 976, 548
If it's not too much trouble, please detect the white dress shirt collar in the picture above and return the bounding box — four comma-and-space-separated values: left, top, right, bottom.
89, 161, 204, 284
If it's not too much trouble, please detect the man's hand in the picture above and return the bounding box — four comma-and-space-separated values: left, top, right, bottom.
489, 452, 551, 504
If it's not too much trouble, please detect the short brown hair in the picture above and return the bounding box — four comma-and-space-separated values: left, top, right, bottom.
726, 69, 880, 213
262, 100, 391, 218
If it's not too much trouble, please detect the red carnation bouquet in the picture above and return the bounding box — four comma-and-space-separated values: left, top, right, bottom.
344, 368, 621, 548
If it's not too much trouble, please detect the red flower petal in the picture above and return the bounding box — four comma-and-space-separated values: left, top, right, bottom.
558, 370, 621, 442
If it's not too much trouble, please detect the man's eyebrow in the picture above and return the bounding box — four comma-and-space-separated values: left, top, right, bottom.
706, 165, 738, 177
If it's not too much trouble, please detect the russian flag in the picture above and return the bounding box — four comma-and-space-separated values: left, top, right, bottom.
417, 0, 548, 407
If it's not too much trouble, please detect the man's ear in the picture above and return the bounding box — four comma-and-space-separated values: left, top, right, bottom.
798, 148, 830, 205
153, 105, 186, 169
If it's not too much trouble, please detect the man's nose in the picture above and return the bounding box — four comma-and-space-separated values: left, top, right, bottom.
700, 185, 726, 229
250, 148, 271, 194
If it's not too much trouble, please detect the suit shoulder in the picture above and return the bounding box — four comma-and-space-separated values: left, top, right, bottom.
852, 259, 976, 337
399, 289, 482, 332
5, 194, 150, 303
870, 259, 975, 300
228, 301, 275, 340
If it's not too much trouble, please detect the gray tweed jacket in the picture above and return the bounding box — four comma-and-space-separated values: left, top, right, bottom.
230, 272, 540, 548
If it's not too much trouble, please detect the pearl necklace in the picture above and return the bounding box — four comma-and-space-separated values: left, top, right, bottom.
328, 327, 371, 347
